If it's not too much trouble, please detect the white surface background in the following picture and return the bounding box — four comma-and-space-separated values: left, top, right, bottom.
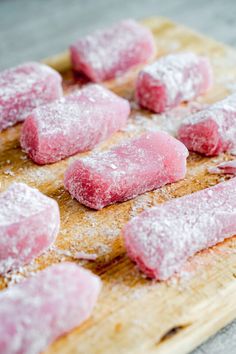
0, 0, 236, 352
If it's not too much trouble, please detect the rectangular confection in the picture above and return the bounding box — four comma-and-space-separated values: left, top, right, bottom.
135, 52, 213, 113
0, 183, 60, 273
0, 62, 63, 131
123, 178, 236, 280
70, 19, 156, 82
64, 131, 188, 210
0, 262, 101, 354
20, 84, 130, 164
178, 94, 236, 156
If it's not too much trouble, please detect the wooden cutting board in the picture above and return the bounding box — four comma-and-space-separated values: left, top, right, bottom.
1, 16, 236, 354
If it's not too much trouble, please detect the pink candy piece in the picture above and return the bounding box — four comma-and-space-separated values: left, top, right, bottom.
208, 159, 236, 175
70, 19, 156, 82
124, 177, 236, 280
0, 183, 60, 273
0, 62, 63, 131
64, 131, 188, 210
0, 262, 101, 354
20, 84, 130, 165
178, 94, 236, 156
135, 52, 213, 113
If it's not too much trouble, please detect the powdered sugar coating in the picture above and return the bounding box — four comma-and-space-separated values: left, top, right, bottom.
124, 177, 236, 280
0, 62, 63, 131
0, 182, 60, 273
20, 84, 130, 164
178, 94, 236, 156
64, 131, 188, 210
0, 262, 101, 354
135, 52, 213, 113
70, 19, 156, 82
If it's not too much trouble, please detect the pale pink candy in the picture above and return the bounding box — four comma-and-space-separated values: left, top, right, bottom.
0, 262, 101, 354
70, 19, 156, 82
0, 62, 63, 131
0, 183, 60, 273
20, 84, 130, 165
64, 131, 188, 210
178, 94, 236, 156
123, 177, 236, 280
135, 52, 213, 113
208, 159, 236, 175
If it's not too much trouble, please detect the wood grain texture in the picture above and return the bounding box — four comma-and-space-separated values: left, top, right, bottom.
1, 17, 236, 354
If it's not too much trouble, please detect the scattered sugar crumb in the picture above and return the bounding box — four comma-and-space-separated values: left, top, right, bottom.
74, 251, 98, 261
2, 261, 38, 287
4, 168, 15, 176
124, 101, 206, 137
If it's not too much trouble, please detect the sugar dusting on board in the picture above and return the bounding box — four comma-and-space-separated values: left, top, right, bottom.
3, 168, 15, 176
1, 261, 38, 287
124, 100, 207, 136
